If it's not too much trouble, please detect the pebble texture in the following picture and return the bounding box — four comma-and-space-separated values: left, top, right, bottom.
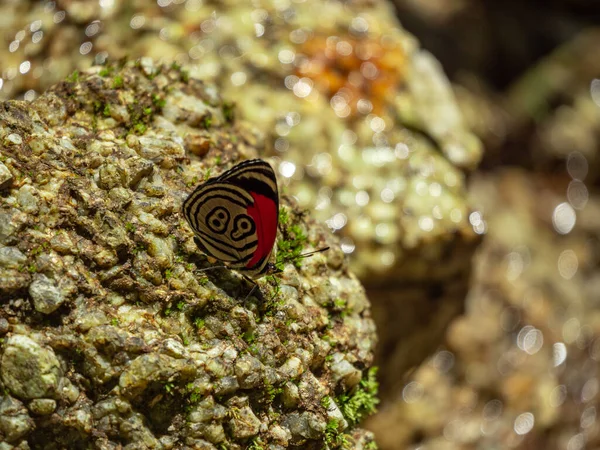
0, 0, 485, 396
0, 62, 377, 449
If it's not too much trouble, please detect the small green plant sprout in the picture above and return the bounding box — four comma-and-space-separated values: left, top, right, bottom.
181, 332, 190, 346
152, 94, 166, 108
365, 441, 379, 450
278, 207, 290, 226
99, 67, 112, 77
164, 382, 176, 395
247, 437, 264, 450
275, 223, 308, 271
66, 70, 79, 83
323, 419, 350, 449
264, 381, 283, 404
125, 222, 135, 232
112, 75, 124, 88
242, 330, 256, 345
336, 367, 379, 426
187, 383, 202, 405
133, 122, 147, 134
333, 298, 346, 310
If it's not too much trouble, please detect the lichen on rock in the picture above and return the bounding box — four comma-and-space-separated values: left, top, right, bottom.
0, 61, 377, 449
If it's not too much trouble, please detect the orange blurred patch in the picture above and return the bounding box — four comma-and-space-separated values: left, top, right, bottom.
294, 34, 406, 117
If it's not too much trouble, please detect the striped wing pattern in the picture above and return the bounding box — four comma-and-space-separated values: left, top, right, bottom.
182, 159, 279, 277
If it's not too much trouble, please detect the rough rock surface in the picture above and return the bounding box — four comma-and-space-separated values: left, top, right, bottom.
0, 61, 377, 449
0, 0, 484, 396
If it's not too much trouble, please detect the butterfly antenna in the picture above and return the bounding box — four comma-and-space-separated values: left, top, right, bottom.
282, 246, 330, 264
297, 247, 330, 259
195, 265, 227, 273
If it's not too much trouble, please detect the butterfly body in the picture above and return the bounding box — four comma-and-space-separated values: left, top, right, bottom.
182, 159, 279, 279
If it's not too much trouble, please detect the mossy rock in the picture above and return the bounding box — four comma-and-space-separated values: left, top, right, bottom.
0, 61, 377, 449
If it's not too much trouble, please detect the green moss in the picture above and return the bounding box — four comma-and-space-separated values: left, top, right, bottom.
264, 381, 283, 404
66, 70, 79, 83
103, 104, 111, 117
242, 330, 256, 345
323, 419, 350, 449
248, 437, 264, 450
133, 122, 147, 134
194, 318, 205, 329
152, 94, 166, 108
99, 67, 112, 77
176, 300, 185, 310
275, 222, 308, 271
181, 69, 190, 83
202, 115, 212, 129
336, 367, 379, 426
164, 269, 173, 280
333, 298, 346, 310
365, 441, 379, 450
186, 383, 202, 405
111, 318, 119, 326
143, 107, 153, 115
320, 395, 331, 409
278, 207, 290, 226
125, 222, 135, 233
181, 332, 190, 346
164, 382, 176, 395
112, 75, 124, 88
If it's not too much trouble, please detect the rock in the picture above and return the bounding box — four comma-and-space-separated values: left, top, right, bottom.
0, 163, 13, 190
0, 60, 376, 448
0, 318, 9, 335
28, 273, 64, 314
0, 335, 62, 399
28, 398, 56, 415
0, 396, 34, 443
184, 133, 211, 157
228, 404, 261, 439
0, 0, 487, 411
0, 246, 27, 269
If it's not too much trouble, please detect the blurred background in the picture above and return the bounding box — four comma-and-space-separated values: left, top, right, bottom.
2, 0, 600, 449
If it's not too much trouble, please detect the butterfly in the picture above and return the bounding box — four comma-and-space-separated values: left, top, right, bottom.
182, 159, 280, 279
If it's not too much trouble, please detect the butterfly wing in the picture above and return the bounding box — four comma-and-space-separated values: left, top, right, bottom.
182, 159, 279, 277
182, 180, 258, 264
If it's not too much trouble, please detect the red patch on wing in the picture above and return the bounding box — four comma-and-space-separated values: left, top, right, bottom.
246, 192, 278, 269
